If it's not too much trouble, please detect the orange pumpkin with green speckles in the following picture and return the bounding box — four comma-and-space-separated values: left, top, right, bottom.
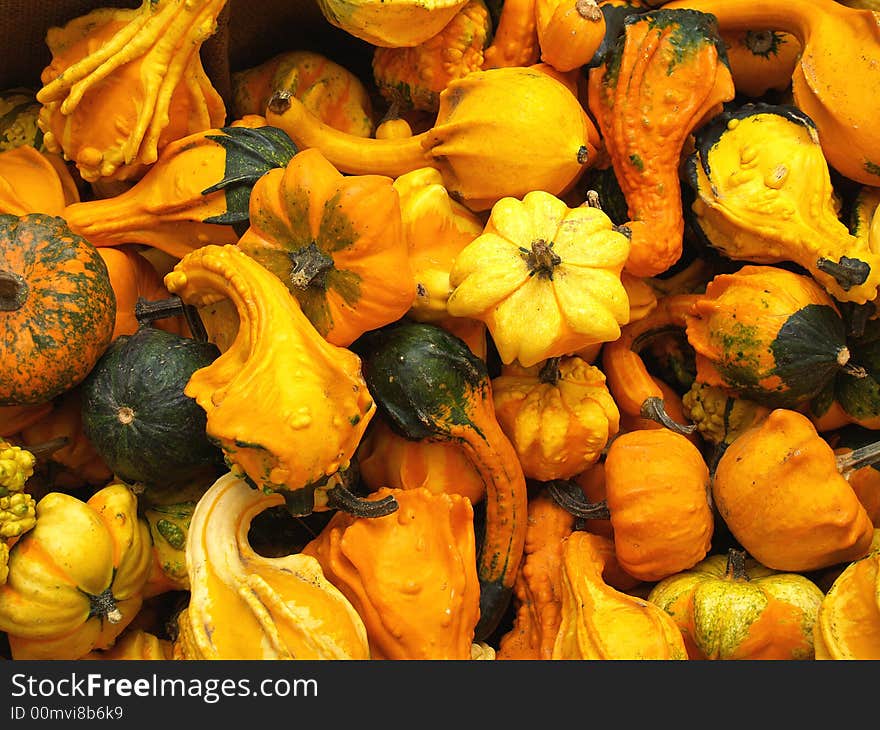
0, 213, 115, 406
237, 148, 414, 347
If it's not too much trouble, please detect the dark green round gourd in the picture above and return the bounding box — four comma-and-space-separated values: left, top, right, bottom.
80, 325, 224, 491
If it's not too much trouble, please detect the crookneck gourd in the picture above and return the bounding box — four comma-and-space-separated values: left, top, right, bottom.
302, 486, 480, 660
357, 416, 485, 505
491, 356, 620, 481
163, 244, 376, 515
232, 50, 374, 136
687, 103, 880, 304
587, 8, 735, 278
481, 0, 540, 69
0, 145, 79, 217
173, 472, 370, 660
446, 190, 631, 367
0, 213, 116, 406
665, 0, 880, 186
372, 0, 492, 113
236, 147, 414, 347
356, 321, 527, 641
0, 482, 152, 660
63, 123, 299, 260
265, 65, 599, 212
648, 548, 825, 660
813, 537, 880, 660
552, 531, 688, 659
391, 166, 485, 323
316, 0, 470, 47
713, 408, 876, 572
37, 0, 227, 182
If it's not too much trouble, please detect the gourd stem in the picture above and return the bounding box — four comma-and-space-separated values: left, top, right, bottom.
836, 440, 880, 474
538, 357, 562, 385
325, 483, 399, 518
725, 548, 749, 582
546, 479, 611, 520
816, 256, 871, 292
640, 396, 697, 435
0, 271, 28, 312
576, 0, 602, 22
135, 295, 208, 342
287, 242, 335, 291
88, 587, 123, 624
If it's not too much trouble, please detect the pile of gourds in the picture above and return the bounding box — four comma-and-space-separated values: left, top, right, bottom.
0, 0, 879, 660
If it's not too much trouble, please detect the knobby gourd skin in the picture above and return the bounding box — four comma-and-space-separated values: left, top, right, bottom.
173, 472, 370, 660
447, 190, 631, 367
265, 65, 599, 212
163, 244, 375, 511
492, 356, 620, 481
552, 531, 688, 659
687, 104, 880, 304
0, 88, 43, 152
372, 0, 492, 113
681, 382, 769, 448
603, 428, 713, 582
63, 123, 299, 260
233, 50, 374, 135
237, 147, 415, 348
302, 486, 480, 660
665, 0, 880, 186
0, 483, 152, 660
0, 145, 79, 217
713, 409, 875, 572
316, 0, 470, 47
0, 213, 116, 406
814, 535, 880, 660
392, 167, 485, 323
648, 549, 825, 660
587, 8, 736, 278
37, 0, 227, 183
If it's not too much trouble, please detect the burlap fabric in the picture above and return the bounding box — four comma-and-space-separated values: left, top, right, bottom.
0, 0, 375, 108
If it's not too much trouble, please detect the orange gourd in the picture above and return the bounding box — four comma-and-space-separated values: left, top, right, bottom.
536, 0, 606, 72
0, 145, 79, 217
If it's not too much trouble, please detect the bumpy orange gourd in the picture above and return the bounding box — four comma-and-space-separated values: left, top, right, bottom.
491, 356, 620, 481
587, 8, 736, 277
649, 548, 825, 660
37, 0, 227, 182
0, 483, 152, 660
237, 147, 414, 347
552, 531, 688, 659
232, 50, 374, 136
372, 0, 492, 113
604, 427, 713, 581
713, 409, 875, 572
265, 65, 599, 212
357, 416, 485, 504
163, 244, 375, 512
173, 472, 370, 659
302, 487, 480, 660
482, 0, 541, 69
